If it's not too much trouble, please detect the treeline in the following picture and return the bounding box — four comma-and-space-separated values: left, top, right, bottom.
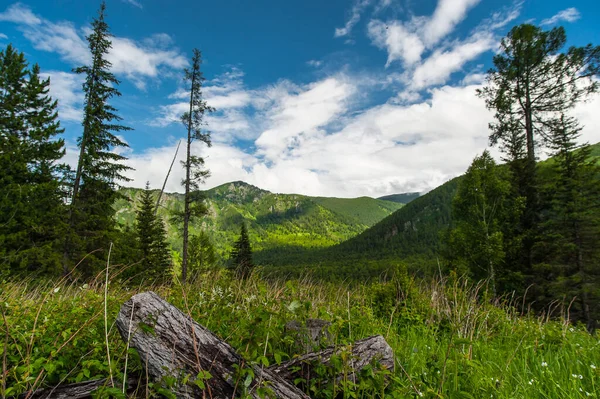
0, 2, 213, 282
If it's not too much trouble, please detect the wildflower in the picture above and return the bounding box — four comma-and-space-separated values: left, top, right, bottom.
528, 379, 534, 385
591, 364, 596, 370
541, 361, 548, 367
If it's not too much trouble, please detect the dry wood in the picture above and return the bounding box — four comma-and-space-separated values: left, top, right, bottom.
268, 335, 394, 383
115, 291, 309, 399
16, 376, 140, 399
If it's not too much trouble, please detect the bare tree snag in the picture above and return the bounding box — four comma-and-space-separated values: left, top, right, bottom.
268, 335, 394, 384
115, 291, 309, 399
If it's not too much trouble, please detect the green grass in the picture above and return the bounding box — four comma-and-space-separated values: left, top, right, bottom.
2, 268, 599, 398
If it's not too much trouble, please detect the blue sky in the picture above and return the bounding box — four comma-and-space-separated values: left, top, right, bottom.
1, 0, 599, 197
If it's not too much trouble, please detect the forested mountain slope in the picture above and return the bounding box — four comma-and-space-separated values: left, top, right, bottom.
114, 181, 403, 259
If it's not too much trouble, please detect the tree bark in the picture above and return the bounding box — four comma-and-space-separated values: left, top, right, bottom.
268, 335, 394, 384
16, 376, 140, 399
115, 291, 309, 399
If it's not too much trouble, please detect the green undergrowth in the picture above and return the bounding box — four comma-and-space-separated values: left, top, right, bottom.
1, 268, 600, 398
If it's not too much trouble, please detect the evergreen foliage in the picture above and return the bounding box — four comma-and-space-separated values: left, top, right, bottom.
444, 151, 524, 294
189, 231, 217, 274
534, 116, 600, 331
0, 44, 67, 275
180, 48, 213, 284
132, 183, 171, 282
67, 1, 132, 275
231, 223, 253, 279
477, 23, 600, 273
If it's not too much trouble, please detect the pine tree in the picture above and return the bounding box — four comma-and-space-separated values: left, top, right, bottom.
66, 1, 133, 275
189, 231, 217, 274
180, 49, 213, 284
133, 183, 171, 281
0, 44, 67, 274
231, 223, 253, 279
535, 115, 600, 331
477, 24, 600, 271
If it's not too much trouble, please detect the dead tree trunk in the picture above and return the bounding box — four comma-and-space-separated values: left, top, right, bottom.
115, 291, 309, 399
17, 376, 140, 399
268, 335, 394, 383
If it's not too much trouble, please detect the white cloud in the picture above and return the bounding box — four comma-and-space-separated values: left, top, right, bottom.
411, 32, 496, 89
41, 71, 84, 122
121, 0, 143, 9
1, 3, 187, 89
108, 35, 187, 89
255, 77, 357, 161
367, 0, 482, 68
368, 19, 426, 67
0, 3, 41, 25
335, 0, 372, 38
541, 8, 581, 26
0, 33, 7, 39
123, 73, 600, 198
367, 1, 521, 90
307, 60, 323, 68
423, 0, 481, 46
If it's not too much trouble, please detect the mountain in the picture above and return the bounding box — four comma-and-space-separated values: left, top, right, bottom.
114, 181, 403, 261
262, 142, 600, 278
377, 192, 420, 204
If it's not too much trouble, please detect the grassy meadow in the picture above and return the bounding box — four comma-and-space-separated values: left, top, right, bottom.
2, 267, 599, 398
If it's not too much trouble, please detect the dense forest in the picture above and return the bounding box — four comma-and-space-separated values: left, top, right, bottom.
2, 2, 600, 397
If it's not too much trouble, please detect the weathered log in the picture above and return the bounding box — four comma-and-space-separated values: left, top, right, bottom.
115, 291, 309, 399
15, 376, 141, 399
285, 318, 332, 353
268, 335, 394, 383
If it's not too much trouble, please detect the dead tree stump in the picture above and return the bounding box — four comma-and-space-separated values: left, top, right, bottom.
115, 291, 309, 399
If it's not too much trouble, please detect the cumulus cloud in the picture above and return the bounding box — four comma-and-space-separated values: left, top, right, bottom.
367, 0, 521, 91
410, 32, 496, 89
335, 0, 372, 38
0, 3, 187, 89
367, 0, 483, 67
0, 33, 7, 39
423, 0, 481, 45
541, 8, 581, 26
152, 67, 256, 142
41, 71, 85, 122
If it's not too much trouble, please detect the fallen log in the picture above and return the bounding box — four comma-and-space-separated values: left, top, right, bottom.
16, 376, 141, 399
115, 291, 309, 399
268, 335, 394, 383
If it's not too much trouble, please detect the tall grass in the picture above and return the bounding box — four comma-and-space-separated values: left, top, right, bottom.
1, 268, 598, 398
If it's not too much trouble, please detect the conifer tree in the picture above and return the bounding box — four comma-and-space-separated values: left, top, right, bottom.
535, 116, 600, 331
189, 231, 217, 274
180, 49, 213, 284
0, 44, 67, 274
231, 223, 253, 279
66, 1, 132, 274
446, 151, 524, 294
477, 23, 600, 272
133, 183, 171, 281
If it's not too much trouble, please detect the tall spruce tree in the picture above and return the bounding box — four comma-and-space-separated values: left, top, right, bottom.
180, 49, 213, 284
231, 223, 253, 279
0, 44, 67, 274
445, 151, 523, 294
66, 1, 132, 275
535, 116, 600, 331
477, 23, 600, 271
133, 183, 171, 281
